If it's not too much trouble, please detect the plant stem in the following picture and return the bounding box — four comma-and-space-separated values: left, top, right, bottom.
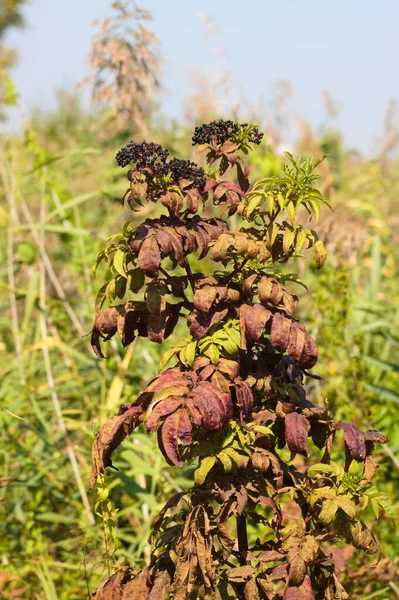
183, 258, 196, 292
236, 514, 248, 565
4, 163, 25, 386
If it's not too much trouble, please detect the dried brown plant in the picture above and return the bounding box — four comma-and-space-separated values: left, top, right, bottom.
79, 0, 160, 135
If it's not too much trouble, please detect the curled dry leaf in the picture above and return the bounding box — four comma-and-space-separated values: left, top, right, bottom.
335, 422, 387, 463
141, 370, 234, 465
131, 215, 228, 278
258, 275, 298, 314
90, 404, 143, 490
90, 301, 181, 356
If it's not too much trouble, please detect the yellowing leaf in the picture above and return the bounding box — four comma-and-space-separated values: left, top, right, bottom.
314, 239, 327, 269
113, 249, 126, 277
318, 499, 338, 524
283, 228, 296, 255
218, 450, 233, 472
295, 229, 307, 253
285, 201, 295, 226
336, 495, 357, 519
195, 455, 216, 485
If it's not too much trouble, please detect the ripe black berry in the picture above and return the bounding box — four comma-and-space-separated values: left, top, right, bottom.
192, 120, 240, 146
191, 120, 264, 147
166, 158, 206, 193
116, 141, 169, 169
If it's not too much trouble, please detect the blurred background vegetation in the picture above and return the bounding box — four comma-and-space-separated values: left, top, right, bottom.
0, 1, 398, 598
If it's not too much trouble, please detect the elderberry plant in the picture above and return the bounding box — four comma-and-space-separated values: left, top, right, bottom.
90, 121, 390, 600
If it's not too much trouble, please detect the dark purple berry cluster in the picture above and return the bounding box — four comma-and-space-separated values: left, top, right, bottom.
116, 141, 169, 169
166, 158, 206, 193
192, 120, 240, 146
248, 128, 264, 144
192, 120, 264, 147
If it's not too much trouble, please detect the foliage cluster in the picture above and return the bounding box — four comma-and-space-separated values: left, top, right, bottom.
1, 105, 399, 599
88, 122, 393, 600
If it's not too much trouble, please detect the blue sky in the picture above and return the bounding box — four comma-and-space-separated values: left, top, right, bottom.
4, 0, 399, 152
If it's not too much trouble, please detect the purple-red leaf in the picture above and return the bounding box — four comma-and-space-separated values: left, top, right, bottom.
144, 397, 182, 432
138, 236, 161, 278
233, 377, 254, 416
188, 307, 229, 339
285, 412, 310, 456
244, 304, 272, 343
158, 409, 193, 466
284, 576, 315, 600
194, 285, 217, 312
270, 312, 292, 353
335, 422, 387, 462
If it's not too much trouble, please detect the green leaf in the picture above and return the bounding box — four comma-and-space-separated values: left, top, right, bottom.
218, 450, 233, 472
113, 249, 126, 277
307, 464, 334, 477
35, 512, 76, 524
205, 343, 220, 366
179, 341, 197, 367
195, 455, 216, 485
158, 341, 186, 371
185, 341, 197, 367
44, 191, 97, 223
224, 447, 248, 469
106, 278, 117, 303
115, 276, 127, 299
285, 201, 295, 226
319, 499, 338, 525
129, 267, 145, 294
335, 495, 357, 519
283, 228, 296, 255
95, 282, 109, 311
245, 194, 263, 218
295, 229, 307, 253
267, 222, 279, 246
252, 425, 273, 436
307, 197, 321, 223
92, 249, 107, 276
361, 356, 399, 373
